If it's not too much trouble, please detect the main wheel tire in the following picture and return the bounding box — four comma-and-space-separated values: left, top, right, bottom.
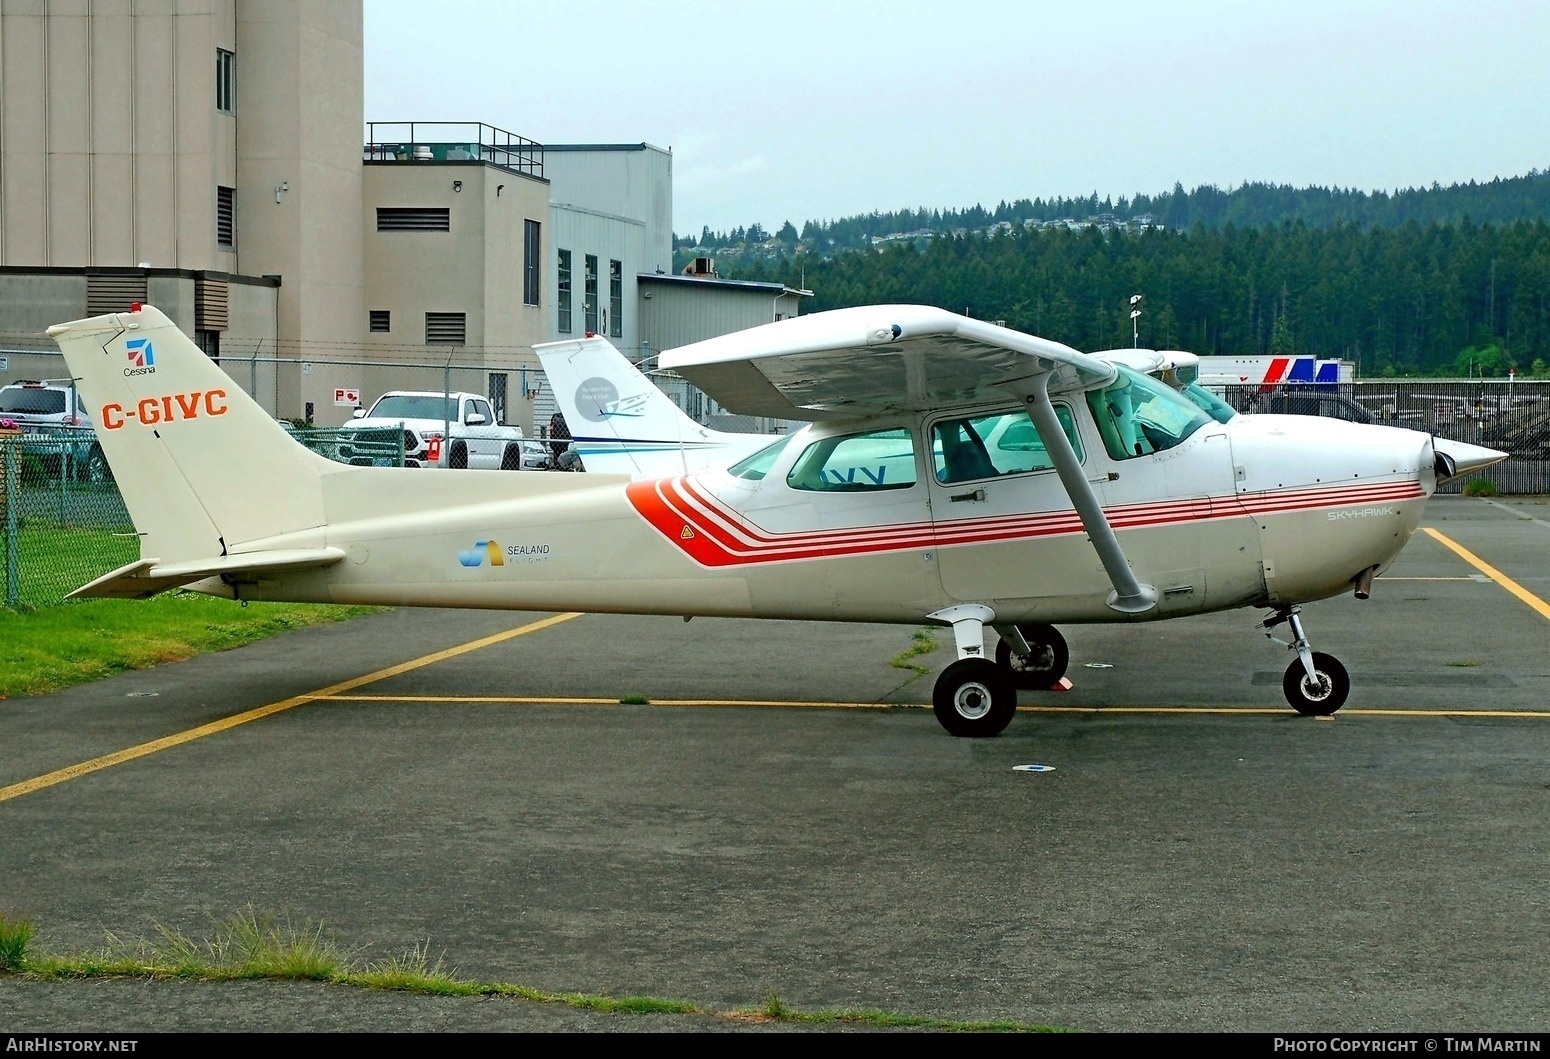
994, 622, 1070, 690
932, 658, 1016, 738
500, 443, 522, 470
448, 441, 468, 469
1283, 652, 1350, 716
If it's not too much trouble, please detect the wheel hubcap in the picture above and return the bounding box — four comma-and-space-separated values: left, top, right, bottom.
954, 682, 993, 720
1301, 673, 1332, 701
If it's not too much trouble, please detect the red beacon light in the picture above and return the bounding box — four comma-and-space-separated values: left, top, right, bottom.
130, 302, 143, 312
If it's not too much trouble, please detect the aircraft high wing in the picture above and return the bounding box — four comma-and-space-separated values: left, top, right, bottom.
47, 304, 1507, 738
534, 334, 779, 479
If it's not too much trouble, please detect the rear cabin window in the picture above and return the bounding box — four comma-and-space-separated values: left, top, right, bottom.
786, 427, 918, 492
728, 436, 795, 481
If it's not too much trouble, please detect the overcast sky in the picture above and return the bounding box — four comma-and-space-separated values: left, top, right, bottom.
364, 0, 1550, 238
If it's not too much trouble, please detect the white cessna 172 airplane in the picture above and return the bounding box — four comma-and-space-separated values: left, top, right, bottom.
48, 303, 1506, 738
534, 333, 780, 478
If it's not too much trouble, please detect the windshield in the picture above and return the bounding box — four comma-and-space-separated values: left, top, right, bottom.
1086, 365, 1214, 460
1181, 382, 1238, 423
367, 395, 456, 420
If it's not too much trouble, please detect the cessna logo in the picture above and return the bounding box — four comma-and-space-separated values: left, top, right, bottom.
124, 337, 157, 376
101, 389, 228, 430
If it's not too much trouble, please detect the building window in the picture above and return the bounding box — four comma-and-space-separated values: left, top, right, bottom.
369, 310, 391, 333
425, 312, 466, 345
523, 219, 541, 306
584, 254, 599, 335
557, 249, 573, 334
216, 49, 235, 113
376, 207, 450, 231
217, 186, 235, 248
488, 373, 508, 424
609, 260, 623, 338
196, 330, 221, 364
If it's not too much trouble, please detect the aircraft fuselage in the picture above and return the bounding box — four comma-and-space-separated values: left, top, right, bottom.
203, 406, 1433, 627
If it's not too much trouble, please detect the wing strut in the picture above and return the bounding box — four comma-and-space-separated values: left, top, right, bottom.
1022, 375, 1157, 615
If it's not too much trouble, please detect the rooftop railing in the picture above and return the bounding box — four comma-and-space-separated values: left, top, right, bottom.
364, 122, 543, 178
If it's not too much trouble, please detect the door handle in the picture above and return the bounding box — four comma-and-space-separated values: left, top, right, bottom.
949, 488, 986, 502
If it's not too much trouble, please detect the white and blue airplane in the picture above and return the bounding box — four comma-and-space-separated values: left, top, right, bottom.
534, 334, 780, 478
48, 303, 1506, 737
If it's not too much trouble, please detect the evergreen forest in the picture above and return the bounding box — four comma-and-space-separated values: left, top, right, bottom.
679, 172, 1550, 377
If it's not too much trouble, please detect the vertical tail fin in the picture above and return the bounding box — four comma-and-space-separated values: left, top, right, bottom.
47, 305, 335, 564
534, 335, 778, 478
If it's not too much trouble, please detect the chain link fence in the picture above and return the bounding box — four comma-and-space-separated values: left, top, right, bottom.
1, 427, 403, 609
1219, 380, 1550, 494
6, 382, 1547, 609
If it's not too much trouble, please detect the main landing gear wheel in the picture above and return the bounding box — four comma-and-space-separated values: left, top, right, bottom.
994, 623, 1070, 690
1283, 652, 1350, 717
932, 658, 1016, 738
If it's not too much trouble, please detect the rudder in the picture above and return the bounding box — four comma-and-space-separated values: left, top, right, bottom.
48, 305, 334, 565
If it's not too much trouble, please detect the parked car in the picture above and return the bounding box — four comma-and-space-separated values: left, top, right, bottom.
517, 439, 555, 470
0, 379, 111, 483
1244, 388, 1427, 432
338, 390, 527, 468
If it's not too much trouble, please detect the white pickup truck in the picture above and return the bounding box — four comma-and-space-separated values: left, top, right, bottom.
339, 390, 528, 469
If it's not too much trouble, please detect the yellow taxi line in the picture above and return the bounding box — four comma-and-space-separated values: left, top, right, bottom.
323, 694, 1550, 720
0, 613, 584, 803
1423, 527, 1550, 621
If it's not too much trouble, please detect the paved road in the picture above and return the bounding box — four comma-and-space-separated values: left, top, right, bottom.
1, 495, 1547, 1033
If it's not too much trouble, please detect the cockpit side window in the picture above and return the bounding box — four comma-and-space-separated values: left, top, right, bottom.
786, 427, 918, 492
932, 406, 1082, 484
1086, 366, 1213, 460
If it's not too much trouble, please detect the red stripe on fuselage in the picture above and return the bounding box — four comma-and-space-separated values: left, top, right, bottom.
626, 477, 1425, 569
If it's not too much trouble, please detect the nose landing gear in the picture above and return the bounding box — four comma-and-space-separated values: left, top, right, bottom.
1260, 606, 1351, 716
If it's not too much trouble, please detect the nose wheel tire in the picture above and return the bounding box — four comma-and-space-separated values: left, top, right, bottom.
933, 658, 1016, 738
1283, 652, 1350, 716
994, 622, 1069, 690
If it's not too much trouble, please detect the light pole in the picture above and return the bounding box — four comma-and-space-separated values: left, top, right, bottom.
1129, 294, 1143, 348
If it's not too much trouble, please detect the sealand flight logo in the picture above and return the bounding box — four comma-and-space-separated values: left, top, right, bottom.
458, 540, 505, 568
459, 540, 551, 567
124, 337, 157, 376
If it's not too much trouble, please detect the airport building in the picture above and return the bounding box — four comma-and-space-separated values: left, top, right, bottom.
0, 0, 807, 432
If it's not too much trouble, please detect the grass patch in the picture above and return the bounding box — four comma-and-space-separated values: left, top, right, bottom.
1461, 478, 1500, 497
1446, 660, 1479, 668
890, 627, 941, 677
618, 694, 651, 705
0, 909, 1063, 1031
0, 915, 33, 972
0, 593, 383, 699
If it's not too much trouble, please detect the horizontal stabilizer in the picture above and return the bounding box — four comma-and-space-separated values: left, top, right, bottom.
68, 548, 347, 600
